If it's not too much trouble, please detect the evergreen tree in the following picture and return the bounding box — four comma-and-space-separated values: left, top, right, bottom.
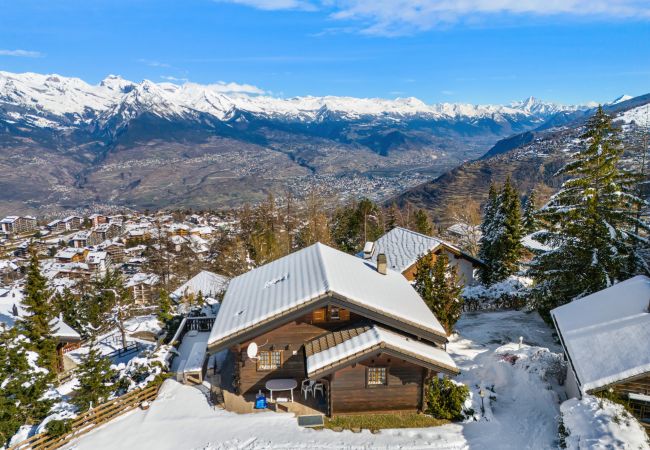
430, 254, 463, 334
414, 253, 463, 334
491, 177, 524, 282
20, 252, 58, 375
72, 340, 116, 412
157, 288, 173, 323
528, 107, 647, 313
53, 287, 82, 332
413, 209, 433, 236
522, 190, 539, 234
478, 184, 499, 285
0, 326, 54, 445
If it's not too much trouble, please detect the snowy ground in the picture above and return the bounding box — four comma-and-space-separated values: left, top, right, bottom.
61, 311, 649, 450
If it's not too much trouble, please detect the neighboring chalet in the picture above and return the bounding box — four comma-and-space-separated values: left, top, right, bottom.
361, 227, 483, 286
172, 270, 229, 301
126, 273, 160, 305
206, 243, 459, 416
552, 275, 650, 431
51, 315, 82, 372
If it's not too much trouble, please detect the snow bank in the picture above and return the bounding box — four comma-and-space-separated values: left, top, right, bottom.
561, 396, 650, 450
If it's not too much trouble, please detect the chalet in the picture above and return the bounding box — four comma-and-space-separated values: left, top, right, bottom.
86, 250, 111, 275
551, 275, 650, 431
89, 213, 107, 228
172, 270, 229, 301
1, 216, 38, 236
91, 223, 121, 244
361, 227, 483, 286
47, 219, 67, 233
55, 247, 86, 264
62, 215, 82, 231
71, 230, 91, 248
126, 273, 160, 305
206, 243, 458, 416
51, 315, 82, 372
100, 241, 125, 264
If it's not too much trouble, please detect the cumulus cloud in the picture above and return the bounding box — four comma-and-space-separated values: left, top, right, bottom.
209, 81, 267, 95
0, 49, 43, 57
217, 0, 650, 35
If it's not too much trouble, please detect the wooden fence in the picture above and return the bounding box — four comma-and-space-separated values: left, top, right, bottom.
8, 384, 160, 450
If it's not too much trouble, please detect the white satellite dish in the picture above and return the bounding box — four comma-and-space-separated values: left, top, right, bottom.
247, 342, 259, 360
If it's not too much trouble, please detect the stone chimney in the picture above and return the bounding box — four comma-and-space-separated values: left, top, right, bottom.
377, 253, 387, 275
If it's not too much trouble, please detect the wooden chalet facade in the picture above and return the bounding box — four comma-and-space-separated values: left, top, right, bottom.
552, 276, 650, 431
207, 243, 459, 416
361, 227, 483, 287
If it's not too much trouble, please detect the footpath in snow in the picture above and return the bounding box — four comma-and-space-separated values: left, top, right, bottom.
61, 310, 647, 450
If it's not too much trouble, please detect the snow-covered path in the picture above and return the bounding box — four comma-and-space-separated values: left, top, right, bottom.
64, 311, 564, 450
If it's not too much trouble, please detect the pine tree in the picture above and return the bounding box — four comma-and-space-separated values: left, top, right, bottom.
0, 326, 54, 444
413, 252, 435, 311
522, 190, 539, 234
478, 184, 499, 285
157, 288, 173, 323
491, 177, 524, 282
429, 254, 463, 334
20, 252, 58, 375
414, 209, 433, 236
528, 107, 647, 313
72, 340, 116, 412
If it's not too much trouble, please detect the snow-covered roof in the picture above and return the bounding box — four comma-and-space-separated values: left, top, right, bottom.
126, 272, 159, 288
305, 324, 458, 377
55, 248, 84, 259
172, 270, 229, 300
208, 242, 448, 349
362, 227, 480, 273
551, 275, 650, 394
50, 315, 81, 341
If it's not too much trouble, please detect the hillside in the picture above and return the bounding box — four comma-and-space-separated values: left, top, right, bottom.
0, 71, 589, 216
392, 95, 650, 219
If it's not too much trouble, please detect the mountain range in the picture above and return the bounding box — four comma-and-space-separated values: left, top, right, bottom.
393, 94, 650, 221
0, 70, 618, 216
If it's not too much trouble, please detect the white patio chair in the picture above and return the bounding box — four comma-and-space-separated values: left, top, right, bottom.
301, 379, 315, 400
313, 381, 324, 398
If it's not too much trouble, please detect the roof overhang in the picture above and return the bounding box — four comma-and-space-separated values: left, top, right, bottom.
207, 291, 448, 354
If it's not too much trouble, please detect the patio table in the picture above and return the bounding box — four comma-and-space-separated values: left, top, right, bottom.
265, 379, 298, 402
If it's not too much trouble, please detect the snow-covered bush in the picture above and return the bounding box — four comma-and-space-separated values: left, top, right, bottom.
560, 396, 650, 449
425, 377, 470, 421
462, 277, 529, 311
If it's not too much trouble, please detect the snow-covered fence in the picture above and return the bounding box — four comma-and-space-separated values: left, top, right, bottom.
7, 384, 161, 450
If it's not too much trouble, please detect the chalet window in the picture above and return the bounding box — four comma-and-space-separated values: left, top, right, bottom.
329, 306, 340, 320
367, 367, 387, 387
257, 350, 282, 371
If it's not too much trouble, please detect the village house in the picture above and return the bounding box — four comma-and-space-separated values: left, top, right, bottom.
51, 315, 82, 372
1, 215, 38, 236
47, 219, 67, 233
551, 275, 650, 431
55, 247, 86, 264
89, 213, 107, 228
172, 270, 229, 302
91, 222, 122, 244
85, 250, 111, 275
72, 230, 91, 248
100, 241, 126, 264
361, 227, 483, 286
62, 215, 82, 231
205, 243, 458, 417
126, 273, 160, 305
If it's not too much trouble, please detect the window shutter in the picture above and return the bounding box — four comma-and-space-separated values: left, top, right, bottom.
312, 307, 326, 322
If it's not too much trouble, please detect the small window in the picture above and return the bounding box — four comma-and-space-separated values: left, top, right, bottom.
329, 306, 340, 321
257, 350, 282, 371
367, 367, 387, 386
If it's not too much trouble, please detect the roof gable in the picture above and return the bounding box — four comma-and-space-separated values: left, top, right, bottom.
208, 243, 447, 350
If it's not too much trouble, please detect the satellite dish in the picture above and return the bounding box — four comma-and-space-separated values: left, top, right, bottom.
247, 342, 259, 359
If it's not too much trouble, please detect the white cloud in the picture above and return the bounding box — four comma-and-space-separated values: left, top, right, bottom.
137, 58, 171, 68
0, 49, 43, 57
161, 75, 189, 83
209, 81, 267, 94
216, 0, 650, 36
441, 90, 454, 96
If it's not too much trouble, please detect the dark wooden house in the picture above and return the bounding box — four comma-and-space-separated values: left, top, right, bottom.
207, 242, 458, 416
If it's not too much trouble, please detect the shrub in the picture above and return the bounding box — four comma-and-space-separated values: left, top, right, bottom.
425, 377, 469, 421
46, 419, 72, 438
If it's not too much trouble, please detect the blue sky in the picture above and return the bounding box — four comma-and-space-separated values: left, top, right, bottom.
1, 0, 649, 104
